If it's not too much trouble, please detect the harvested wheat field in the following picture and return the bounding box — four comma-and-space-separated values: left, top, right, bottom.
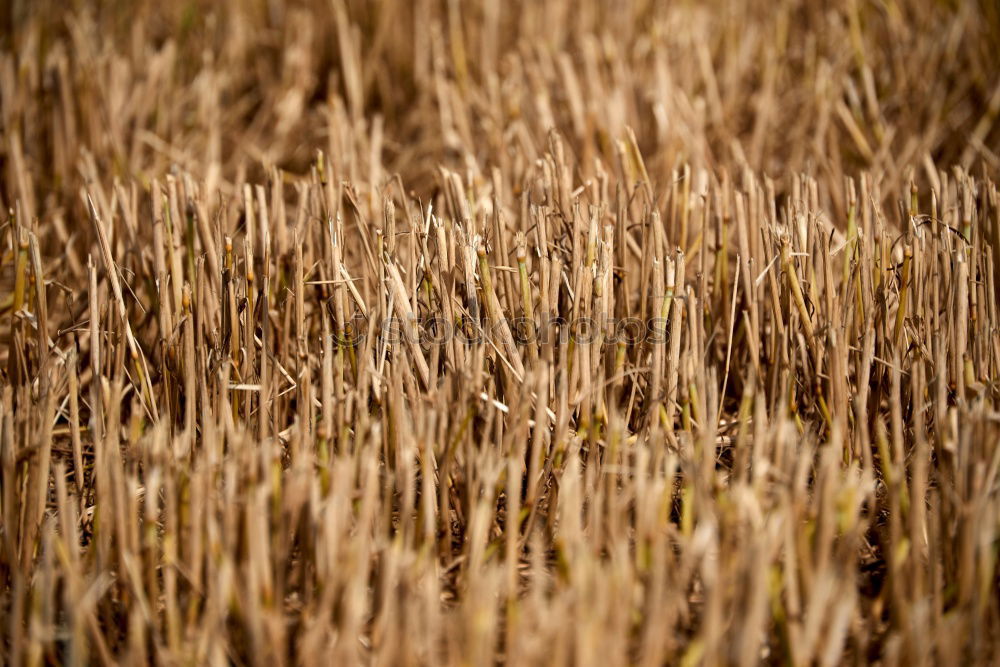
3, 0, 1000, 664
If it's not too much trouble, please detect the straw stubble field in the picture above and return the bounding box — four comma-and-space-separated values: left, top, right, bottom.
2, 0, 1000, 664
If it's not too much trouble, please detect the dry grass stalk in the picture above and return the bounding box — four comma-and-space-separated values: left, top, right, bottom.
3, 0, 1000, 664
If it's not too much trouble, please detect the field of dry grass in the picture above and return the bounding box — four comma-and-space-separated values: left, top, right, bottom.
3, 0, 1000, 664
